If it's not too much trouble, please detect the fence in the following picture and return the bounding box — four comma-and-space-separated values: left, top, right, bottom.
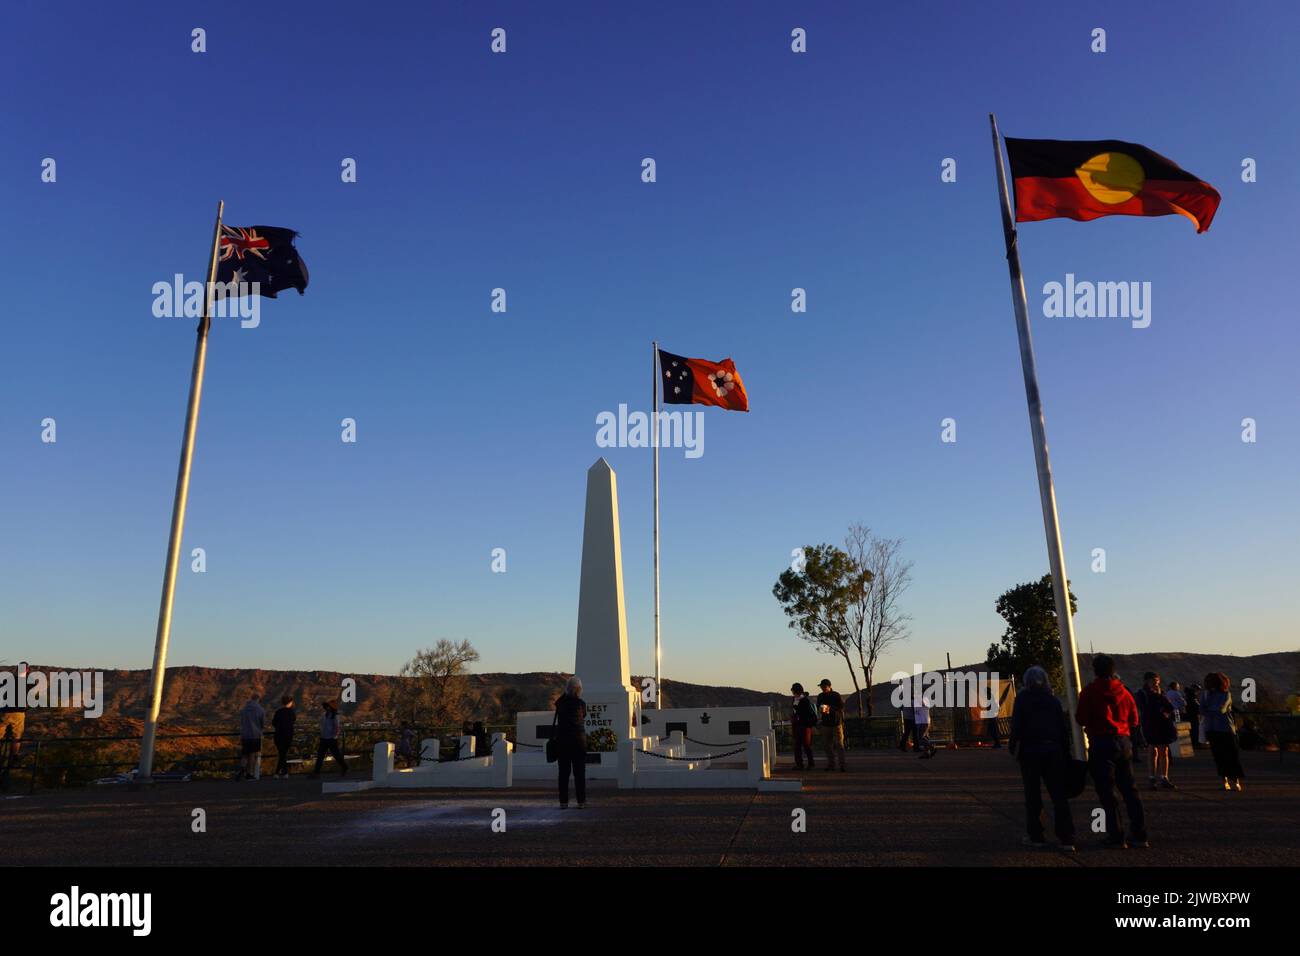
5, 714, 1295, 792
772, 715, 1010, 750
0, 722, 518, 793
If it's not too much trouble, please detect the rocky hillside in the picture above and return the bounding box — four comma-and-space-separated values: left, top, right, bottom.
14, 666, 787, 736
12, 650, 1294, 736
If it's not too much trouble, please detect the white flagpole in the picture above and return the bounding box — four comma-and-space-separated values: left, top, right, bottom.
652, 341, 662, 708
137, 200, 225, 783
989, 115, 1087, 758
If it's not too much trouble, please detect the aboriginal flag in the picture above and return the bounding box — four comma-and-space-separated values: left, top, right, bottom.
658, 349, 749, 412
214, 225, 309, 297
1005, 138, 1220, 233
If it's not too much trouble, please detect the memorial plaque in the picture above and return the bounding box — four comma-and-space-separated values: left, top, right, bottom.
728, 720, 751, 735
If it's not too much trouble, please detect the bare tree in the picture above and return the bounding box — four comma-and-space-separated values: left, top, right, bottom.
395, 639, 480, 727
844, 525, 912, 716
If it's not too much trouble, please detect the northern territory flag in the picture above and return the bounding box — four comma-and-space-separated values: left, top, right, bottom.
658, 349, 749, 411
1005, 138, 1220, 233
214, 225, 309, 297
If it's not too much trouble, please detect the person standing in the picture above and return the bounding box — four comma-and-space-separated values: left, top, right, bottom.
1185, 683, 1203, 748
1135, 673, 1177, 790
1200, 673, 1245, 792
0, 663, 26, 785
1165, 681, 1187, 723
790, 683, 817, 770
1076, 655, 1148, 849
238, 691, 265, 781
914, 698, 936, 758
311, 701, 347, 777
1124, 675, 1149, 755
271, 695, 296, 778
815, 679, 846, 772
898, 702, 915, 751
1009, 666, 1076, 851
554, 676, 587, 808
395, 720, 417, 768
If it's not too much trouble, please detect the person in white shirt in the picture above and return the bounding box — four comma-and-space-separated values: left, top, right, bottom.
914, 700, 936, 759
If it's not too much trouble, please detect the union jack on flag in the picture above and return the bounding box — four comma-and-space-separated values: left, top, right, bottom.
214, 224, 309, 298
219, 226, 272, 263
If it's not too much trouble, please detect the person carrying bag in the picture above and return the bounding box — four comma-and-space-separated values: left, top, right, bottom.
553, 677, 588, 808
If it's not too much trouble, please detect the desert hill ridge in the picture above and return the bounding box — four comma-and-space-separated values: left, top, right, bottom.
13, 650, 1294, 736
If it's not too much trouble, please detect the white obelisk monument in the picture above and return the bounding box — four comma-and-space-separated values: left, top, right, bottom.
574, 458, 637, 740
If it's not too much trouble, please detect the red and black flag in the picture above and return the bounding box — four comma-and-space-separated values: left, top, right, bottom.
658, 349, 749, 412
1005, 138, 1220, 233
215, 225, 309, 297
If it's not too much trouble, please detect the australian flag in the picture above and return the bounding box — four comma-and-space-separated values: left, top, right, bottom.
214, 225, 309, 298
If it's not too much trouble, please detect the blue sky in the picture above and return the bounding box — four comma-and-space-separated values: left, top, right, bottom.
3, 1, 1297, 694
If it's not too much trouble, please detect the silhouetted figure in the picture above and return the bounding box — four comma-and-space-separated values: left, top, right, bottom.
1135, 672, 1177, 790
914, 699, 936, 758
816, 679, 846, 771
898, 703, 915, 751
238, 692, 265, 781
0, 665, 25, 790
311, 701, 347, 777
790, 683, 817, 769
395, 721, 417, 768
554, 676, 587, 808
1185, 684, 1203, 748
1076, 654, 1148, 848
1201, 673, 1245, 791
271, 695, 296, 778
1009, 666, 1076, 851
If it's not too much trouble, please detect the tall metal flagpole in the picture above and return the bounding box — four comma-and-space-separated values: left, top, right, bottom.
989, 115, 1087, 758
137, 200, 225, 782
651, 341, 662, 708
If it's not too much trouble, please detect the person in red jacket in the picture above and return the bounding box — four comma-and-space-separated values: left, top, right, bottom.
1076, 654, 1148, 848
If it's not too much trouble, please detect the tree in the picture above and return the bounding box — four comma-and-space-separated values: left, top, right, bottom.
986, 575, 1078, 693
844, 525, 912, 716
772, 543, 871, 715
497, 686, 522, 723
395, 639, 480, 727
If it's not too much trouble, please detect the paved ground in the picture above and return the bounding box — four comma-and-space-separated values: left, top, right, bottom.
4, 748, 1296, 866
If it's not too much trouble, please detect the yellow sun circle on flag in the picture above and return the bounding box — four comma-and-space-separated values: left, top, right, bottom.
1074, 152, 1145, 204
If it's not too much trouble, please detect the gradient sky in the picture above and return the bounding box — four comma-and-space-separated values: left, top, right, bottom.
3, 1, 1297, 694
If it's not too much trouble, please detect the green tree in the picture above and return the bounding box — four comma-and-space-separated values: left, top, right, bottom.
772, 543, 872, 716
986, 574, 1078, 693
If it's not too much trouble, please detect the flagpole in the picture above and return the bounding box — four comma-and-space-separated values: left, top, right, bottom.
651, 340, 662, 708
989, 115, 1087, 758
137, 200, 225, 783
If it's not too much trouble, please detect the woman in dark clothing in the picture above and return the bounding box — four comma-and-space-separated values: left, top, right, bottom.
1008, 666, 1076, 851
1135, 672, 1178, 790
1200, 673, 1245, 791
554, 676, 588, 808
790, 683, 817, 769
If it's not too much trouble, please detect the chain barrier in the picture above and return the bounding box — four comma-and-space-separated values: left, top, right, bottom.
635, 746, 748, 761
418, 746, 492, 764
683, 735, 748, 748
